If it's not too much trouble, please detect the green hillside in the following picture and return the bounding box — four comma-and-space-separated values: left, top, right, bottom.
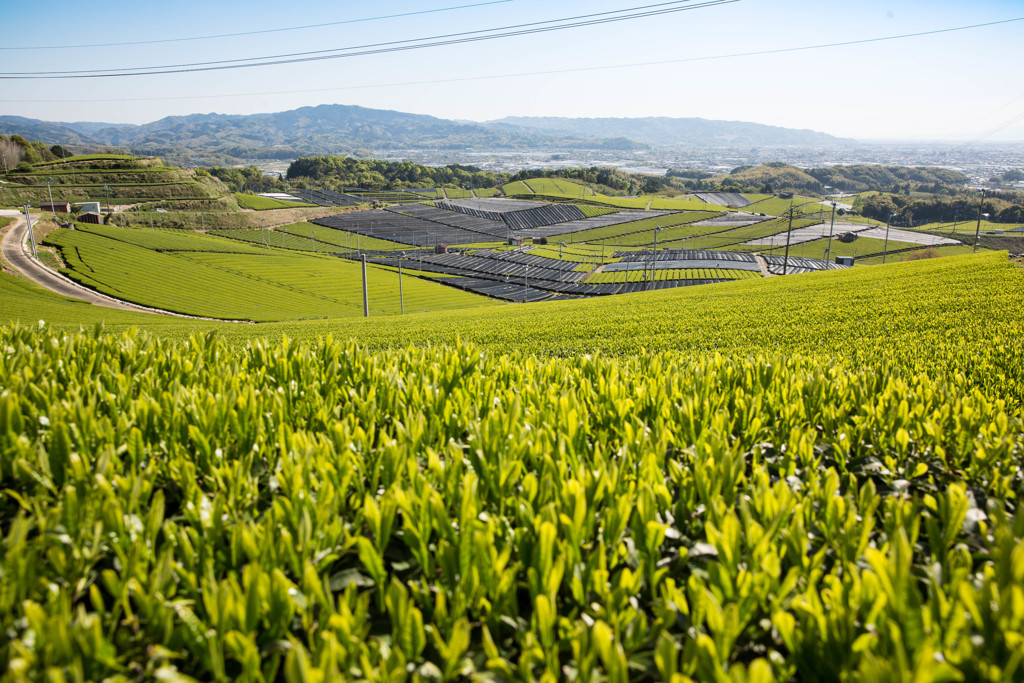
1, 252, 1023, 681
42, 224, 497, 321
0, 155, 226, 206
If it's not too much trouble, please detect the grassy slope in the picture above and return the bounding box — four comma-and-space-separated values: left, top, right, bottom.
42, 225, 496, 321
5, 251, 1021, 382
233, 193, 316, 210
1, 251, 1023, 681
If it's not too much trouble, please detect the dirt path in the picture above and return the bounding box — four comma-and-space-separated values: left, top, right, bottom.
754, 254, 773, 277
1, 211, 241, 320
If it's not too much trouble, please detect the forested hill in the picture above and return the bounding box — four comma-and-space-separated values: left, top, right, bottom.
707, 162, 970, 194
0, 105, 646, 161
2, 104, 850, 163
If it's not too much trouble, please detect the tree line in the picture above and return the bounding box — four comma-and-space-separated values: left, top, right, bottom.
858, 191, 1024, 225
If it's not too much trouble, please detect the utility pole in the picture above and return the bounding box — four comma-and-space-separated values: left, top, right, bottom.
312, 229, 316, 254
824, 201, 837, 262
651, 227, 662, 290
361, 254, 369, 317
783, 201, 794, 275
883, 213, 894, 264
973, 188, 987, 253
398, 257, 405, 315
46, 179, 57, 221
23, 204, 37, 259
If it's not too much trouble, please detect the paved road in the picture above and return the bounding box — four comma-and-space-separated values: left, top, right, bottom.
1, 211, 143, 312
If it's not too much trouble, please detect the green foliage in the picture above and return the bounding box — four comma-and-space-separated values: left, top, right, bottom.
522, 177, 594, 197
742, 196, 823, 217
212, 224, 408, 253
233, 193, 315, 210
859, 192, 1024, 226
586, 267, 760, 283
287, 157, 506, 191
0, 154, 226, 207
1, 289, 1023, 678
561, 212, 727, 247
722, 163, 823, 194
577, 204, 618, 218
710, 164, 970, 196
208, 165, 286, 194
42, 225, 495, 320
4, 212, 1024, 680
501, 180, 534, 195
808, 164, 969, 193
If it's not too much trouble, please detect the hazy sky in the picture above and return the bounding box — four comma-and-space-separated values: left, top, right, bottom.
2, 0, 1022, 142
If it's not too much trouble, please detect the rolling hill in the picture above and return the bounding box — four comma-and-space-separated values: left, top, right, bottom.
1, 104, 853, 162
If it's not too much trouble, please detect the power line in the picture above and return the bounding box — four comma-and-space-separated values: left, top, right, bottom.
2, 15, 1018, 103
941, 91, 1024, 143
948, 109, 1024, 153
0, 1, 737, 79
0, 1, 516, 51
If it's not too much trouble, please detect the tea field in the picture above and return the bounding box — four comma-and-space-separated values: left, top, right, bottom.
42, 225, 496, 321
1, 253, 1023, 681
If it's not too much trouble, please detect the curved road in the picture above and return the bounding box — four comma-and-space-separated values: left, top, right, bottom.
1, 211, 154, 312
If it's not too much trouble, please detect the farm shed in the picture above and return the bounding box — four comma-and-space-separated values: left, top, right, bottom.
40, 201, 71, 213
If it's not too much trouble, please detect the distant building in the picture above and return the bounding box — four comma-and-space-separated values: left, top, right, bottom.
78, 212, 103, 225
40, 201, 71, 213
434, 244, 449, 254
75, 202, 101, 214
835, 256, 855, 266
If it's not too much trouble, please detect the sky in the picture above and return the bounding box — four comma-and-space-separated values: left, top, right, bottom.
1, 0, 1023, 142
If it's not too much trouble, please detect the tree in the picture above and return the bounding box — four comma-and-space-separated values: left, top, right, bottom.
0, 137, 24, 173
997, 205, 1024, 223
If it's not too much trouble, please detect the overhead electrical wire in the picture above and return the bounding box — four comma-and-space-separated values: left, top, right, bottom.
947, 108, 1024, 152
941, 91, 1024, 145
3, 15, 1018, 103
0, 0, 517, 51
0, 0, 738, 79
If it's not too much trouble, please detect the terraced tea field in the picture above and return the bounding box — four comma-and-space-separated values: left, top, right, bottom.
1, 251, 1022, 681
233, 193, 316, 210
42, 225, 497, 320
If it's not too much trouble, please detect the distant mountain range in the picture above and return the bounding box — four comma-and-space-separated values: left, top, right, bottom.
487, 116, 852, 147
0, 104, 855, 162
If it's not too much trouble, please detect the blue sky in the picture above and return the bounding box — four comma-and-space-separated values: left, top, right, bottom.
1, 0, 1022, 141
